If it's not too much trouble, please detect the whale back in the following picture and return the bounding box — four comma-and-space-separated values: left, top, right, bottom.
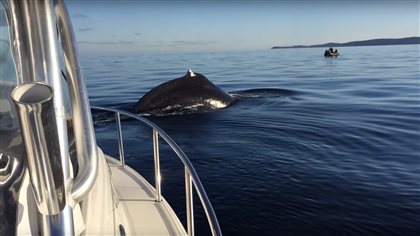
132, 71, 234, 115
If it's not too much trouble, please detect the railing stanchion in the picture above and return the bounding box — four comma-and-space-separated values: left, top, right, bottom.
185, 168, 194, 236
91, 106, 222, 235
115, 112, 125, 167
153, 129, 162, 202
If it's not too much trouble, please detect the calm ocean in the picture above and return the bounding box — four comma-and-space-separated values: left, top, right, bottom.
82, 45, 420, 236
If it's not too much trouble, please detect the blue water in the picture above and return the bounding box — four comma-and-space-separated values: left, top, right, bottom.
82, 45, 420, 236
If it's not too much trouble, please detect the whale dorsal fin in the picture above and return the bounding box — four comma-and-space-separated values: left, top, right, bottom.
188, 69, 196, 78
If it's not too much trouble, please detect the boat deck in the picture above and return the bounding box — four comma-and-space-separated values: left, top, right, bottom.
107, 157, 187, 235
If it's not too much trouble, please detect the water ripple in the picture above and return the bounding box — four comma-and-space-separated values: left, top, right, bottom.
86, 45, 420, 236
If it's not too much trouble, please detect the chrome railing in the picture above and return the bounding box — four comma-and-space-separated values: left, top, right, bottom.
3, 0, 99, 207
55, 0, 99, 206
91, 106, 222, 236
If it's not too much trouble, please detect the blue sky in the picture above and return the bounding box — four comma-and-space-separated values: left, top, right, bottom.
67, 1, 419, 54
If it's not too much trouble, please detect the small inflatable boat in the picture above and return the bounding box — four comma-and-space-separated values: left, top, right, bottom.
324, 49, 340, 57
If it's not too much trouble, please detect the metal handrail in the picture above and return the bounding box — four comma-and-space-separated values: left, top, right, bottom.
55, 0, 99, 206
91, 106, 222, 236
3, 1, 75, 234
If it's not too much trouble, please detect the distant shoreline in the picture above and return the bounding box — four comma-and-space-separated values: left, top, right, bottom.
271, 36, 420, 49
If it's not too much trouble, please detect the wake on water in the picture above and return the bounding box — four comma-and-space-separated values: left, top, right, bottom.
92, 88, 298, 122
151, 88, 298, 116
229, 88, 297, 98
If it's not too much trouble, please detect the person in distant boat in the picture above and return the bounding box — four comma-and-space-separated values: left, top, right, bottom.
324, 48, 339, 57
324, 50, 330, 57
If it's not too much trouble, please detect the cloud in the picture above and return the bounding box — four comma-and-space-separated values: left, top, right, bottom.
169, 40, 218, 46
78, 27, 94, 32
72, 13, 89, 19
142, 40, 218, 49
134, 32, 142, 36
78, 40, 136, 46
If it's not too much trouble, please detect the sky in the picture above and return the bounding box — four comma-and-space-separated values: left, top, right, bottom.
66, 0, 420, 54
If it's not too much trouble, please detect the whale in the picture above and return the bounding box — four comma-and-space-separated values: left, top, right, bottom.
131, 70, 235, 115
